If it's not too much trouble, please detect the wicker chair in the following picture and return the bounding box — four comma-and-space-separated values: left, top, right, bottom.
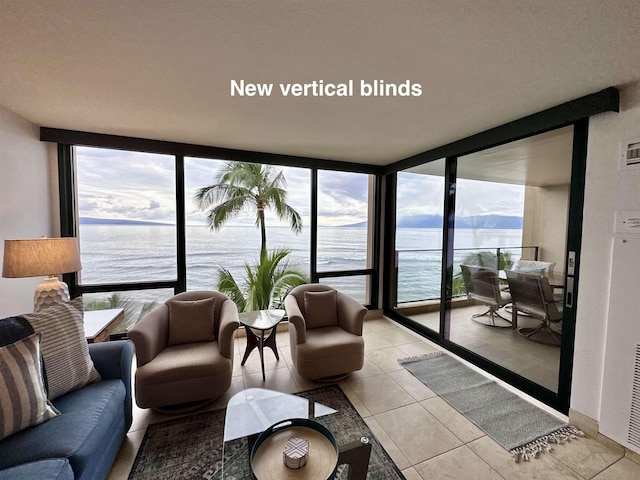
460, 264, 512, 327
505, 270, 562, 345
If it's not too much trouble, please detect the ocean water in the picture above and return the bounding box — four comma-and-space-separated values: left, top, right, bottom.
78, 225, 523, 306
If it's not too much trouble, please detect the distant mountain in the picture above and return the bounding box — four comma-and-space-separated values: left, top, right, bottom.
339, 221, 368, 228
397, 214, 522, 229
80, 217, 173, 226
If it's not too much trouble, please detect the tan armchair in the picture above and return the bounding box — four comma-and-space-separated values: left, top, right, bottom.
128, 291, 239, 409
284, 284, 366, 380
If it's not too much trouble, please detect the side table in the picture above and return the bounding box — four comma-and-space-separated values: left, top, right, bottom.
84, 308, 125, 343
238, 309, 285, 381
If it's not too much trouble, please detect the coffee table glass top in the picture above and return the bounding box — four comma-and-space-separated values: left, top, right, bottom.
238, 309, 285, 330
223, 388, 337, 442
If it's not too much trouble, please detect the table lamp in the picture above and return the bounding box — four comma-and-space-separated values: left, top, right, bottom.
2, 237, 82, 312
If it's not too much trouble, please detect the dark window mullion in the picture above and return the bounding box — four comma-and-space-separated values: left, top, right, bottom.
175, 156, 187, 294
310, 168, 318, 283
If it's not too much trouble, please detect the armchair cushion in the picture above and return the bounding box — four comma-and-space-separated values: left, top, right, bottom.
303, 290, 338, 328
168, 297, 216, 345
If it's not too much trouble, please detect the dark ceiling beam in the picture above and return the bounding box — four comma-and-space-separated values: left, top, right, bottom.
40, 127, 384, 175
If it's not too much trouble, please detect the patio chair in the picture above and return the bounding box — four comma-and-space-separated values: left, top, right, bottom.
505, 270, 562, 345
284, 284, 366, 381
460, 264, 512, 327
128, 290, 239, 411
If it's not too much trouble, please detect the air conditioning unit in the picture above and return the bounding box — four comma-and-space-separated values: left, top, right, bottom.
600, 236, 640, 453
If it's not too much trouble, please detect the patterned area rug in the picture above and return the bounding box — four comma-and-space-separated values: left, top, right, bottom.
399, 351, 583, 462
128, 385, 405, 479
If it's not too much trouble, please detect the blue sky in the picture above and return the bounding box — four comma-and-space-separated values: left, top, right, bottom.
75, 146, 524, 227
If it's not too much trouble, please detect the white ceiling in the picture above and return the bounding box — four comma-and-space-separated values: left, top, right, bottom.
1, 1, 639, 166
408, 126, 574, 186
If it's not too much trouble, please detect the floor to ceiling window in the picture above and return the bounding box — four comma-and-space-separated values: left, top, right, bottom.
74, 146, 178, 333
183, 157, 311, 298
63, 143, 381, 336
315, 170, 376, 305
392, 159, 445, 332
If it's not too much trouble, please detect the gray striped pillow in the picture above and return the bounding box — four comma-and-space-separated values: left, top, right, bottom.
24, 297, 101, 400
0, 333, 59, 440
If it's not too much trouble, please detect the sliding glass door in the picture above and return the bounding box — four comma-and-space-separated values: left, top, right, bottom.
388, 123, 584, 411
445, 126, 573, 394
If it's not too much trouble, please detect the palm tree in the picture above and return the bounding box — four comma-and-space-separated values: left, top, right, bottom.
194, 162, 302, 258
217, 248, 307, 312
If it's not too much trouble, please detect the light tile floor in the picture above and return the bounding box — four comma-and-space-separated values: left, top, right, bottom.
108, 317, 640, 480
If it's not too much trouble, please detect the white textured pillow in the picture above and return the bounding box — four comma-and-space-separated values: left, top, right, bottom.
24, 297, 101, 400
0, 333, 59, 440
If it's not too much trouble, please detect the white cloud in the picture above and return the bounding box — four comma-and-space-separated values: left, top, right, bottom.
75, 146, 524, 229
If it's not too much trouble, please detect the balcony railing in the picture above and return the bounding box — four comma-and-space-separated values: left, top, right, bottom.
394, 245, 539, 304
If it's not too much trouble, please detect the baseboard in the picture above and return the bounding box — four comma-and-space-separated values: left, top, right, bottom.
568, 408, 640, 463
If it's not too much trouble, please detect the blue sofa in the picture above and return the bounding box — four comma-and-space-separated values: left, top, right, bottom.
0, 340, 133, 480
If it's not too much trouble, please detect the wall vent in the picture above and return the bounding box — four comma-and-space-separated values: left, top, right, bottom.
628, 345, 640, 449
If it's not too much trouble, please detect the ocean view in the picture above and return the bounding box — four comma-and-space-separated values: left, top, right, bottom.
79, 224, 523, 306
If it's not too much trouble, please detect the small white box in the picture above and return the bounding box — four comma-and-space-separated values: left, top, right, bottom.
283, 436, 309, 469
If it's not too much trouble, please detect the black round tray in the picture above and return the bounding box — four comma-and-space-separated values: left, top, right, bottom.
250, 418, 339, 480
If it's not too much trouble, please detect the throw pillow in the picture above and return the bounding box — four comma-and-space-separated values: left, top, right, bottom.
23, 297, 101, 400
513, 265, 546, 274
303, 290, 338, 329
167, 297, 217, 346
0, 333, 60, 441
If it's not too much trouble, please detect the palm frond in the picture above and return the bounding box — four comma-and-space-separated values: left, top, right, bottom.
217, 267, 247, 312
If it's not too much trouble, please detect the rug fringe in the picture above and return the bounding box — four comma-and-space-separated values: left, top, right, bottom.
397, 351, 445, 364
509, 425, 584, 462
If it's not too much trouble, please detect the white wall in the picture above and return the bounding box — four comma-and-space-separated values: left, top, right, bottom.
522, 184, 570, 271
571, 82, 640, 420
0, 106, 54, 316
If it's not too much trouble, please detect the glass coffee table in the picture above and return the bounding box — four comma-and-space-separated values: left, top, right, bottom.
238, 309, 285, 381
221, 388, 337, 479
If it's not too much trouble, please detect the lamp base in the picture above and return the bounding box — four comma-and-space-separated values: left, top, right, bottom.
34, 276, 71, 312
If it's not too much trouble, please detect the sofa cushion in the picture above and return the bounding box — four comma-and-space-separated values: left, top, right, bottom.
0, 333, 59, 440
0, 459, 74, 480
168, 297, 216, 345
22, 297, 101, 399
303, 290, 338, 329
0, 379, 125, 474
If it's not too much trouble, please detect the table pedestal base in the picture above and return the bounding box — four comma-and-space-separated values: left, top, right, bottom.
241, 325, 280, 381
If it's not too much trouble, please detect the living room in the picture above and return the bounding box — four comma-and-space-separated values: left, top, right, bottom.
3, 2, 640, 479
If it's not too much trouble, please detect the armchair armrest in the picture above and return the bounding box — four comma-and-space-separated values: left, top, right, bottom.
127, 304, 169, 367
284, 294, 306, 344
88, 340, 134, 430
218, 299, 240, 359
337, 292, 367, 336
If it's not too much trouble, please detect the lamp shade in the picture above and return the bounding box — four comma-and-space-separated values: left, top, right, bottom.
2, 237, 82, 278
